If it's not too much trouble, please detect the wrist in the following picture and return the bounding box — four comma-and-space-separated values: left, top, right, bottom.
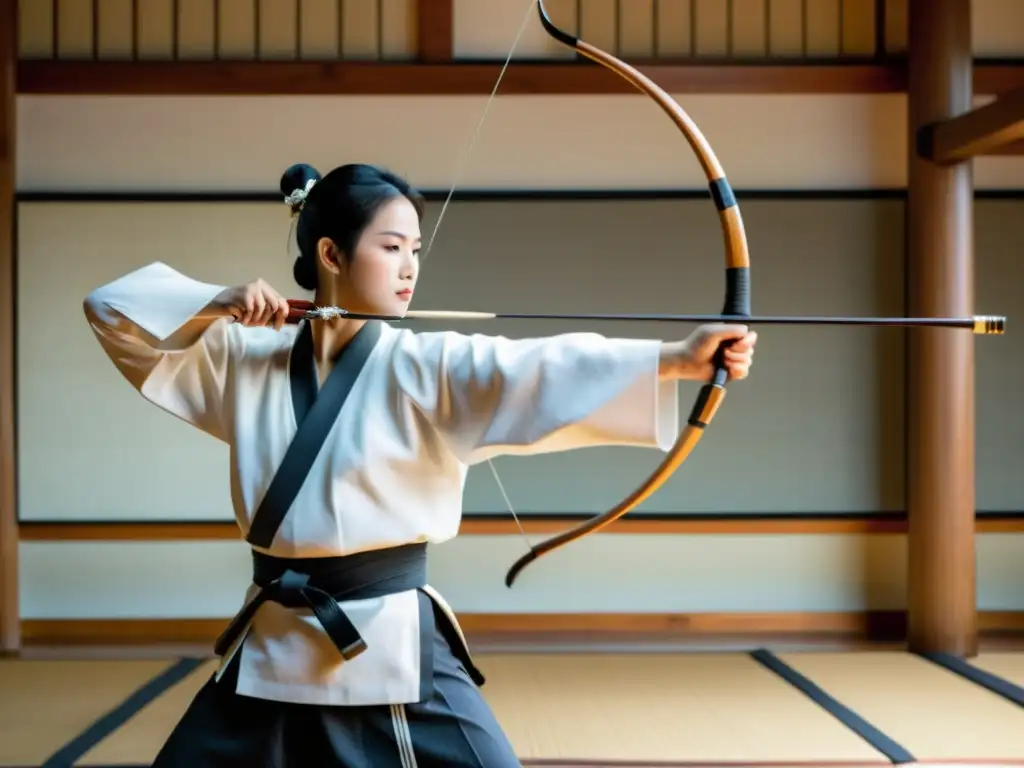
658, 341, 698, 380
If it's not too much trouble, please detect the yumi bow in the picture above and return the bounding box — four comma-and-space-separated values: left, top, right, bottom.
280, 0, 1007, 588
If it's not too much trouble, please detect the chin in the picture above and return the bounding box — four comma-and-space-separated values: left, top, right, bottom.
374, 301, 408, 319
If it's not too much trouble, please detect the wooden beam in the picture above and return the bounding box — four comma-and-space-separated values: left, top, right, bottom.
920, 87, 1024, 163
17, 611, 1024, 649
0, 0, 17, 654
14, 60, 1024, 96
905, 0, 977, 658
417, 0, 454, 63
17, 517, 906, 540
988, 138, 1024, 154
14, 61, 906, 95
15, 515, 1024, 541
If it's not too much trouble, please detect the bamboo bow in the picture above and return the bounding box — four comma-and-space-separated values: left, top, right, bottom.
285, 0, 1006, 587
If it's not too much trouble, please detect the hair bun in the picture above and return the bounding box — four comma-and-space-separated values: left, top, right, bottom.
293, 254, 318, 292
280, 163, 321, 214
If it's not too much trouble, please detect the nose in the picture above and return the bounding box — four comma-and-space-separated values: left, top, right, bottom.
400, 251, 417, 279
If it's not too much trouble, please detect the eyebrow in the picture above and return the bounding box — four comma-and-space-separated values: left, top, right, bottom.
378, 230, 421, 242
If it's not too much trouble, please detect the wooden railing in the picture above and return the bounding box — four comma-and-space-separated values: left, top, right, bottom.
16, 0, 909, 63
17, 0, 421, 61
534, 0, 899, 62
9, 2, 1024, 109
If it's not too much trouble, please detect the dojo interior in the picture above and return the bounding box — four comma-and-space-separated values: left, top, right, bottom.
3, 0, 1024, 765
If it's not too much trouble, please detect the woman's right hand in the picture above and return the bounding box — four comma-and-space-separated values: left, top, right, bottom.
211, 279, 291, 330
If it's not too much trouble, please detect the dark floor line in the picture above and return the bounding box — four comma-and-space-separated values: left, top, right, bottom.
38, 656, 207, 768
749, 649, 916, 765
24, 761, 1024, 768
918, 651, 1024, 708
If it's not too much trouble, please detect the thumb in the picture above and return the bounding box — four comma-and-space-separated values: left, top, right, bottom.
703, 323, 750, 341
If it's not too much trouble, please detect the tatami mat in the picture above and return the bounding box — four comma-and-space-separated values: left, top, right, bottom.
972, 652, 1024, 687
68, 653, 893, 767
777, 651, 1024, 762
4, 651, 1024, 767
76, 660, 219, 766
0, 659, 177, 766
474, 653, 890, 765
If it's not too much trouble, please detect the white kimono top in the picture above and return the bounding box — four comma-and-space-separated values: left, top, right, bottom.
83, 261, 679, 706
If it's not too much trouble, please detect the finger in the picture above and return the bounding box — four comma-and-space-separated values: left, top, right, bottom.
727, 364, 748, 380
267, 295, 285, 329
724, 343, 753, 357
734, 330, 759, 349
241, 292, 255, 325
715, 323, 750, 338
258, 294, 277, 327
249, 292, 266, 326
267, 288, 289, 329
721, 333, 758, 358
273, 299, 290, 330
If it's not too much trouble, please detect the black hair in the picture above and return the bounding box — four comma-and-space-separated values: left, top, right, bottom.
279, 163, 426, 291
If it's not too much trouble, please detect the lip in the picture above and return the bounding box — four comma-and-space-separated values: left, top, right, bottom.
396, 289, 413, 301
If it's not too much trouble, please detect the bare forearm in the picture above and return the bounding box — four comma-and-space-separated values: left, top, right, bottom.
658, 340, 698, 381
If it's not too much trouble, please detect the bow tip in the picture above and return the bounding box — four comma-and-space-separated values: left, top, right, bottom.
504, 550, 538, 588
536, 0, 578, 48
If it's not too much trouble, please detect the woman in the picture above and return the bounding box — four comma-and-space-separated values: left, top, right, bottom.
83, 162, 758, 767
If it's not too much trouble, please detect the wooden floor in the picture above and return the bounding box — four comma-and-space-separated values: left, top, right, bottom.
3, 640, 1024, 767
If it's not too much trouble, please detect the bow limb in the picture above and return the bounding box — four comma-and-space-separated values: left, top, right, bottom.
503, 1, 753, 588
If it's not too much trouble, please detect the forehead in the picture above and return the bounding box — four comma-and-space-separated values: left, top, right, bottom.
371, 196, 421, 236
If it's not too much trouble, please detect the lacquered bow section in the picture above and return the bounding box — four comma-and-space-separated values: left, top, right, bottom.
502, 1, 752, 587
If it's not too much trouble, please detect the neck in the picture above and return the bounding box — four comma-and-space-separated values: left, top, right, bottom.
310, 317, 366, 367
309, 286, 366, 371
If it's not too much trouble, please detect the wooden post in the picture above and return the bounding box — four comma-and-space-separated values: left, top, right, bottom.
0, 0, 19, 654
417, 0, 454, 63
905, 0, 977, 656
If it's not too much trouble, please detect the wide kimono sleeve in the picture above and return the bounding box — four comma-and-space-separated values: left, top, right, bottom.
82, 261, 237, 442
391, 330, 680, 465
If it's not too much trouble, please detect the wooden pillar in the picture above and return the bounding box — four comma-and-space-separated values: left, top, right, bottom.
905, 0, 977, 656
0, 0, 18, 654
417, 0, 454, 63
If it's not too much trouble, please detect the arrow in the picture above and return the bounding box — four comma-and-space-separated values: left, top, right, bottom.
284, 302, 1005, 335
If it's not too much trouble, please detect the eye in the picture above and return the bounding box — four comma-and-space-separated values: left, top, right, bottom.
384, 244, 400, 252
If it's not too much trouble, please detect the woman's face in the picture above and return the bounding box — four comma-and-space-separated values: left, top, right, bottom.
320, 195, 421, 317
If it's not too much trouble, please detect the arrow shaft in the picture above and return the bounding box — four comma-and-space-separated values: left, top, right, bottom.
284, 302, 1005, 335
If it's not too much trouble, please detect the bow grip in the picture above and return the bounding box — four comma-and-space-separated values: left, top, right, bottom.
687, 266, 751, 427
711, 266, 752, 386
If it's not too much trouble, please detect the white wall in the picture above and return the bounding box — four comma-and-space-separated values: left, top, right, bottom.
16, 197, 912, 521
16, 534, 1024, 618
14, 94, 1024, 193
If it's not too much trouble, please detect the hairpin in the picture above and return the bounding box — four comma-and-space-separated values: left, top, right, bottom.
284, 178, 317, 215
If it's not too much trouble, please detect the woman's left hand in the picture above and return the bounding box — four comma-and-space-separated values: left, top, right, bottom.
674, 324, 759, 381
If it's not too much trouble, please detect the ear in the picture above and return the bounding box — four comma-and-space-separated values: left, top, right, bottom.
316, 237, 343, 276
